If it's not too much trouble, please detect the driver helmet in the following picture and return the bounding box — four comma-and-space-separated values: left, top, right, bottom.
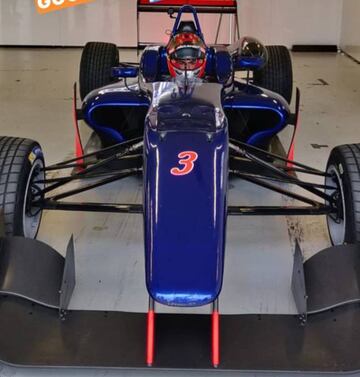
167, 32, 207, 80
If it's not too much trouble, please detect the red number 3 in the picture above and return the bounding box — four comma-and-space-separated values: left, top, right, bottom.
170, 151, 198, 176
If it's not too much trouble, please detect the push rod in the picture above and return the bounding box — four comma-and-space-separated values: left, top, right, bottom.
229, 139, 325, 174
36, 200, 143, 214
39, 142, 142, 196
36, 155, 143, 184
47, 170, 139, 201
45, 137, 143, 170
230, 144, 335, 203
282, 166, 330, 177
234, 172, 324, 206
228, 205, 333, 216
231, 172, 336, 190
244, 151, 334, 203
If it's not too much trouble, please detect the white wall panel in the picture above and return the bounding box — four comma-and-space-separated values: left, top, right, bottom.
0, 0, 61, 45
139, 0, 343, 48
238, 0, 342, 48
340, 0, 360, 61
58, 0, 137, 46
0, 0, 137, 46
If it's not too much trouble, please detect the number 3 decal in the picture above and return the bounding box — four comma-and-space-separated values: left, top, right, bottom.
170, 151, 198, 176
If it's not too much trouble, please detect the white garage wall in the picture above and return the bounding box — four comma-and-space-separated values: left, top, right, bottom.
238, 0, 343, 48
340, 0, 360, 61
0, 0, 343, 47
140, 0, 343, 48
0, 0, 137, 46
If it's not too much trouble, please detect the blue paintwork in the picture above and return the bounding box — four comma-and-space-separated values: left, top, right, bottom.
159, 47, 169, 75
144, 129, 228, 306
79, 5, 292, 307
82, 84, 289, 308
223, 82, 290, 146
143, 82, 228, 307
214, 49, 233, 84
82, 78, 290, 149
204, 47, 215, 76
144, 128, 228, 306
82, 85, 150, 142
111, 66, 139, 78
235, 56, 266, 70
141, 47, 161, 82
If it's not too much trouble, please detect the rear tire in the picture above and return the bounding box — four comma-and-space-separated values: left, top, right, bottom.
0, 137, 44, 238
79, 42, 119, 100
253, 45, 293, 104
325, 144, 360, 245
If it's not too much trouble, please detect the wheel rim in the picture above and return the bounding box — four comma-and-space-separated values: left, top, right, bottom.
22, 159, 45, 239
325, 164, 346, 245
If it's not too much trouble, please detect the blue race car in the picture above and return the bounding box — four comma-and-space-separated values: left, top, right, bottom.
76, 5, 296, 310
1, 5, 360, 369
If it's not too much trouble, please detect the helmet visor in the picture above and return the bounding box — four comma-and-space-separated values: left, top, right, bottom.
170, 46, 205, 71
172, 46, 204, 60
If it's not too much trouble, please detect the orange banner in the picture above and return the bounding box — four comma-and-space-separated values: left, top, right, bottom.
35, 0, 94, 14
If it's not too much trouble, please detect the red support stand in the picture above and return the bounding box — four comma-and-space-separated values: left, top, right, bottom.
287, 88, 301, 169
146, 297, 155, 367
287, 140, 295, 169
73, 83, 84, 170
211, 299, 220, 368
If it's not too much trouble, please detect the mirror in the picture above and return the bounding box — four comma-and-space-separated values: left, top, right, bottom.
228, 37, 268, 71
111, 66, 139, 78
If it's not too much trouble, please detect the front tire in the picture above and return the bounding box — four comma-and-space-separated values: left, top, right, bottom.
79, 42, 119, 100
253, 45, 293, 104
325, 144, 360, 245
0, 137, 45, 238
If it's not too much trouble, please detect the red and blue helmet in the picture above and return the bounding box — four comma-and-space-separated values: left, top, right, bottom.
166, 32, 207, 79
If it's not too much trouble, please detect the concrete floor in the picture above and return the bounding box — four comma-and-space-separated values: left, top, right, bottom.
0, 48, 360, 376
